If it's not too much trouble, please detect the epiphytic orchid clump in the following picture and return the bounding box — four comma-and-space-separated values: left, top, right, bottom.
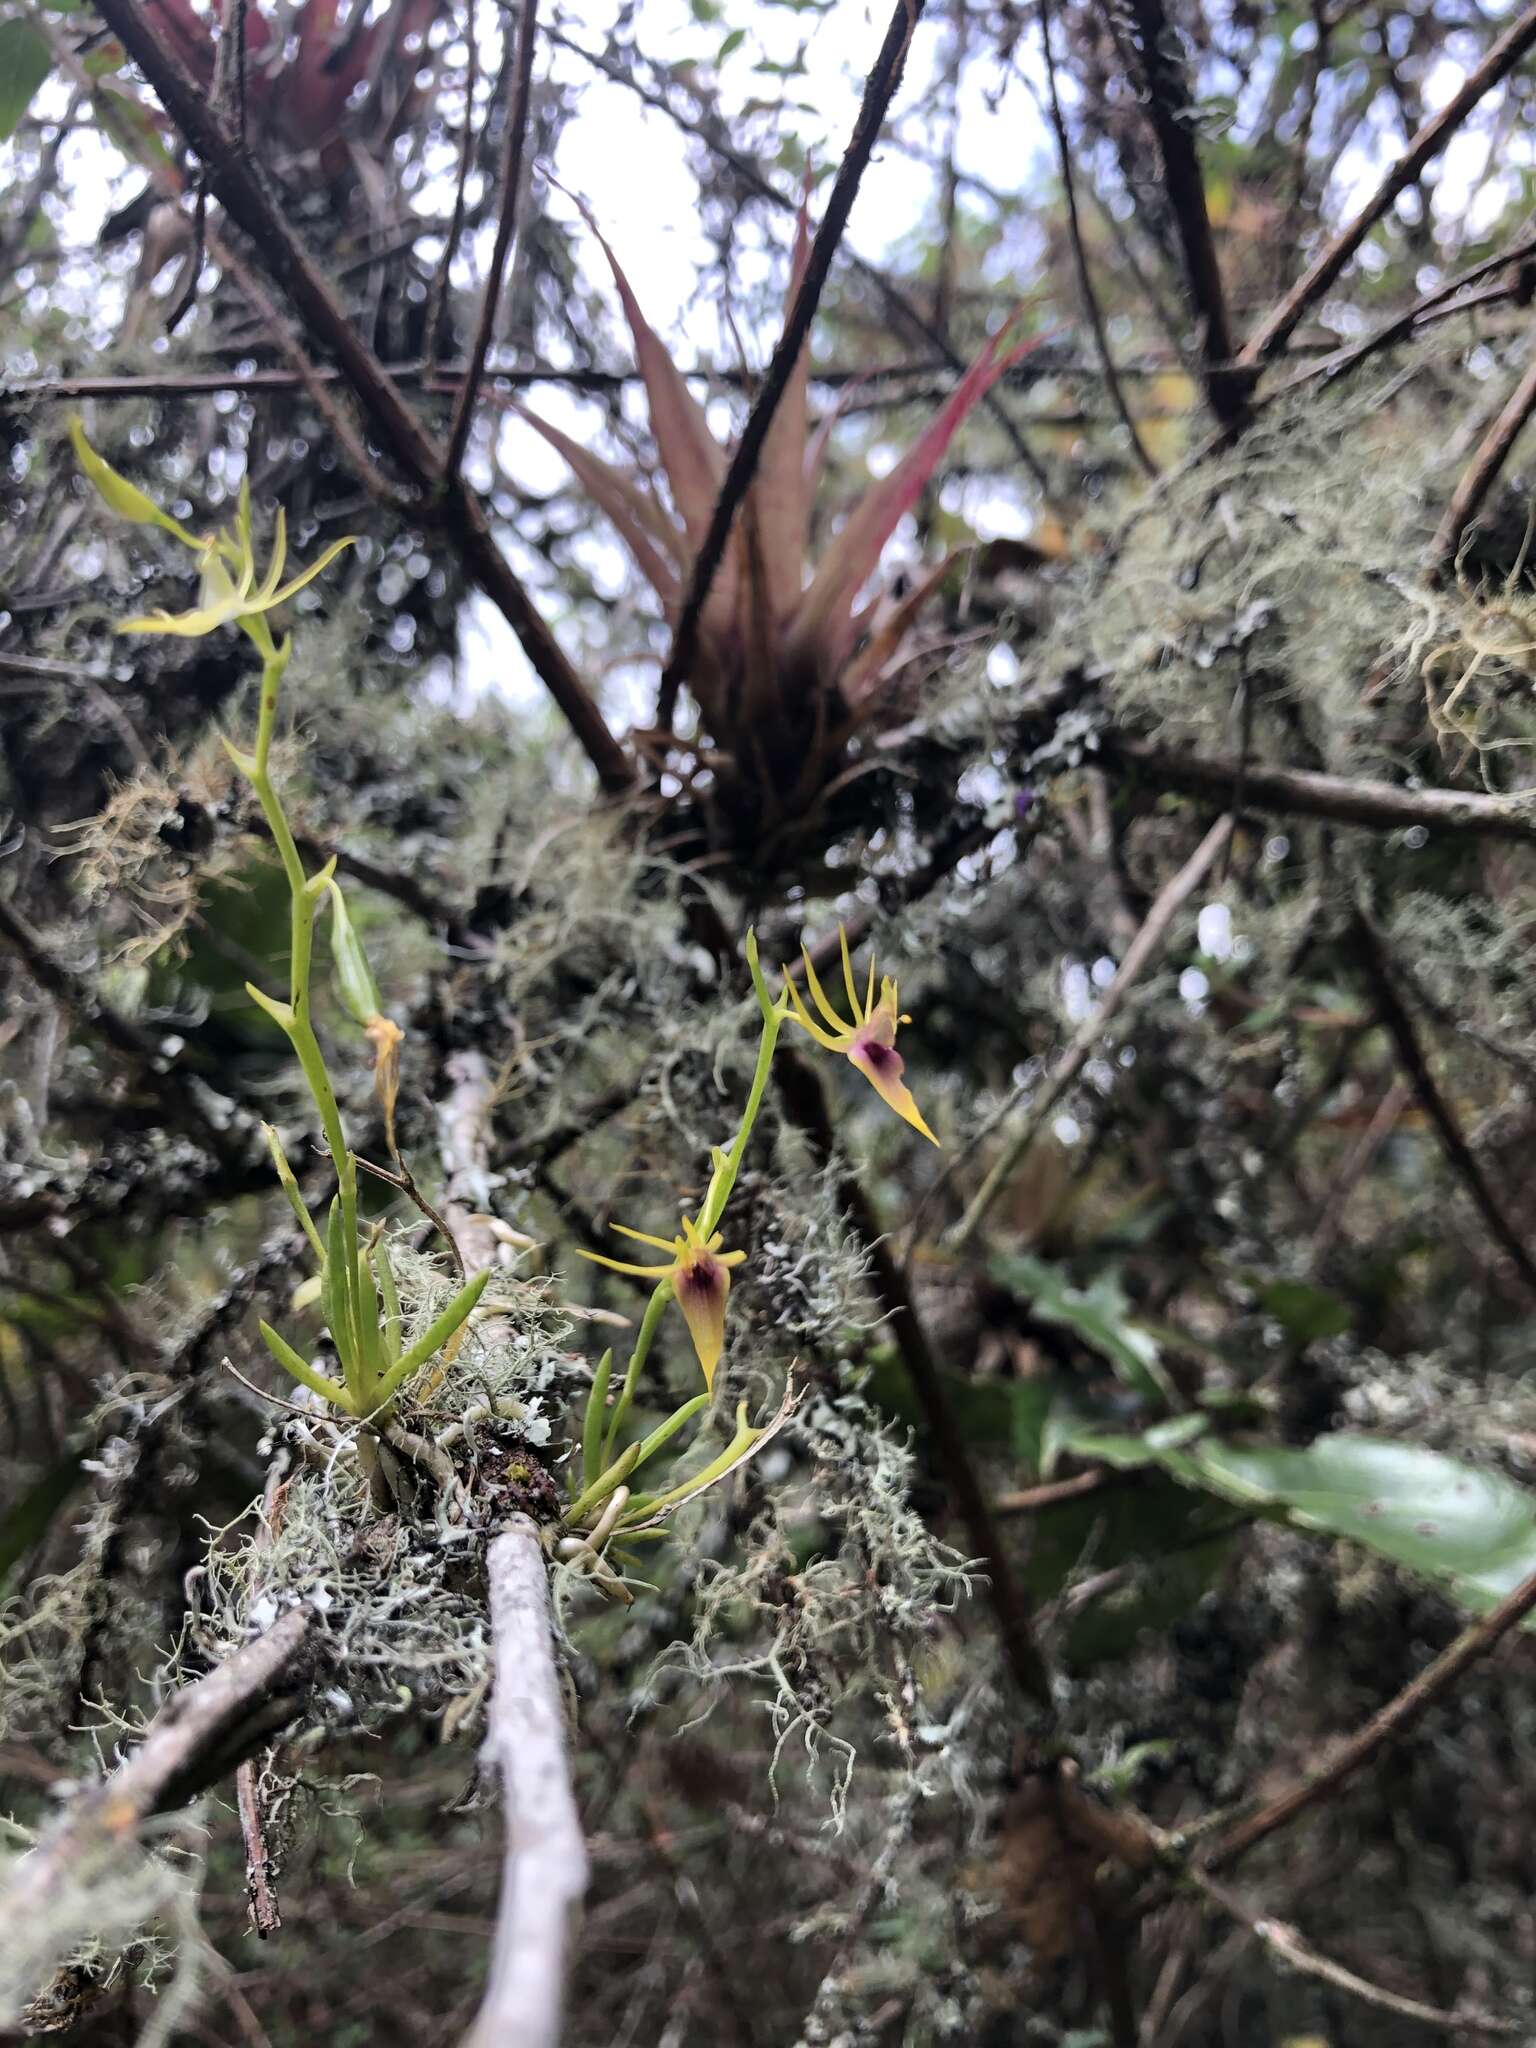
71, 422, 487, 1438
517, 200, 1041, 826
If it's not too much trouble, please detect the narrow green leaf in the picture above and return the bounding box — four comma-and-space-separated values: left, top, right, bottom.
258, 1320, 352, 1411
372, 1269, 490, 1407
582, 1348, 614, 1489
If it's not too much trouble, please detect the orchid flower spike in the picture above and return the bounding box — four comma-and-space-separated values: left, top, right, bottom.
578, 1213, 746, 1387
70, 421, 354, 641
783, 926, 940, 1146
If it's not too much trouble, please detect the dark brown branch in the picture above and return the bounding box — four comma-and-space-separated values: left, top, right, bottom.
1099, 734, 1536, 845
1240, 1, 1536, 370
1283, 226, 1536, 401
1121, 0, 1246, 432
658, 0, 924, 724
427, 0, 480, 362
1350, 909, 1536, 1300
445, 0, 539, 480
1427, 326, 1536, 577
1038, 0, 1156, 477
92, 0, 633, 796
1205, 1563, 1536, 1872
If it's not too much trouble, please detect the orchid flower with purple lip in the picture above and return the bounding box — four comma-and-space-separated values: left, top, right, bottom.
577, 1213, 746, 1389
784, 927, 940, 1146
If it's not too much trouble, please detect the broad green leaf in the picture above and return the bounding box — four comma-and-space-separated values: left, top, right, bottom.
1183, 1436, 1536, 1621
0, 20, 52, 144
992, 1254, 1177, 1408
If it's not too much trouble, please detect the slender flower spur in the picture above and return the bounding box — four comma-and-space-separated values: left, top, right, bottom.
784, 927, 940, 1146
578, 1214, 745, 1388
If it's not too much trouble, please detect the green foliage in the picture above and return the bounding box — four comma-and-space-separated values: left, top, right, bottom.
0, 19, 53, 144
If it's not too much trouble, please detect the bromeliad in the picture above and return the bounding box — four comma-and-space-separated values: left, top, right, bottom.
578, 1214, 746, 1389
516, 198, 1043, 759
784, 927, 939, 1146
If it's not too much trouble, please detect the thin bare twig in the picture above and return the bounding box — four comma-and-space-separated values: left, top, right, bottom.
1281, 223, 1536, 400
950, 816, 1233, 1249
1240, 0, 1536, 370
445, 0, 539, 479
1207, 1564, 1536, 1872
658, 0, 924, 724
544, 21, 1049, 495
1351, 908, 1536, 1301
1038, 0, 1156, 476
1190, 1868, 1522, 2035
995, 1467, 1121, 1517
460, 1518, 587, 2048
428, 0, 480, 363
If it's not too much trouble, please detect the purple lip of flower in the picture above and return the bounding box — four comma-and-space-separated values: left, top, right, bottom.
851, 1032, 901, 1075
676, 1253, 725, 1300
1014, 786, 1037, 819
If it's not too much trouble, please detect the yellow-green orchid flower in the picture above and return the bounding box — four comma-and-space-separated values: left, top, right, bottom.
71, 419, 354, 641
784, 926, 940, 1146
119, 503, 355, 638
578, 1213, 746, 1387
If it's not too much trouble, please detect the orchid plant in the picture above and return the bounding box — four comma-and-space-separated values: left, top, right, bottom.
71, 422, 487, 1432
74, 417, 941, 1580
518, 200, 1041, 811
563, 924, 941, 1586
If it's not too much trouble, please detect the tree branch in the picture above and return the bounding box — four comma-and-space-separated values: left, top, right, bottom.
460, 1518, 588, 2048
1351, 907, 1536, 1300
1427, 324, 1536, 577
1, 1606, 323, 2020
1121, 0, 1246, 432
950, 815, 1233, 1249
1099, 734, 1536, 845
1204, 1563, 1536, 1872
1038, 0, 1156, 476
1240, 1, 1536, 370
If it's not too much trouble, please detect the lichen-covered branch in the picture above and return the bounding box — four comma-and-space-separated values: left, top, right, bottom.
460, 1519, 588, 2048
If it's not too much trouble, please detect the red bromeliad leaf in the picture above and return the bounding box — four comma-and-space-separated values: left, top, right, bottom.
839, 554, 955, 705
564, 191, 726, 549
514, 405, 683, 607
785, 320, 1044, 678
